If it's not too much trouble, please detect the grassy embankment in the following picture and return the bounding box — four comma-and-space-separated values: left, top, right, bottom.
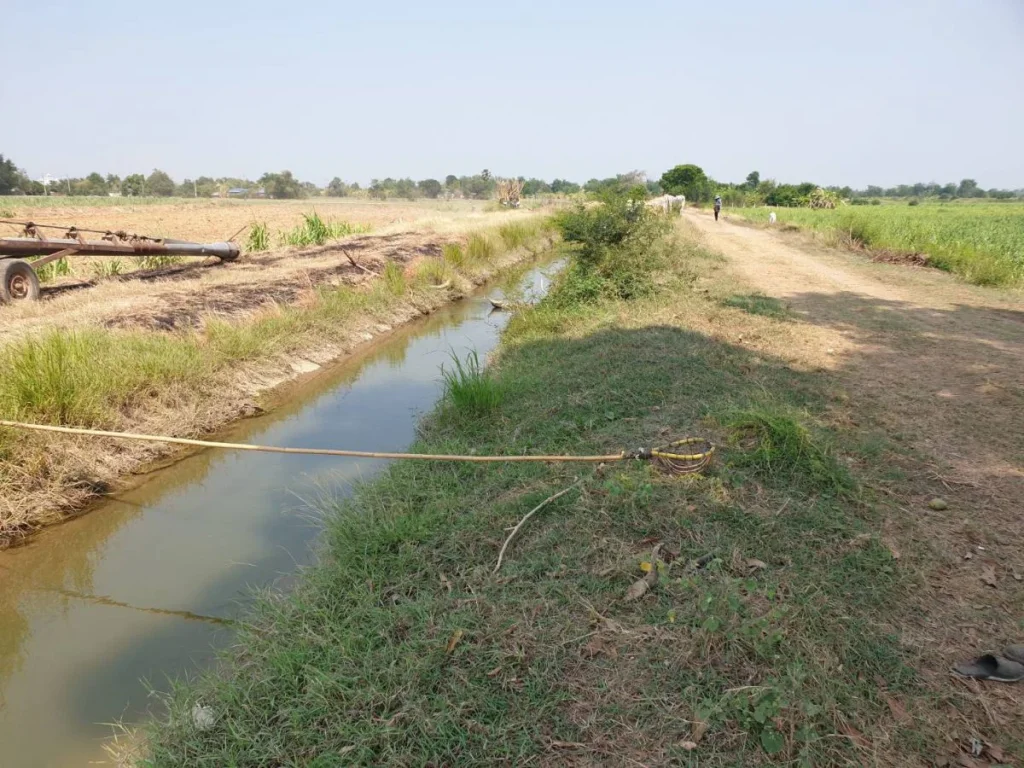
0, 216, 554, 541
143, 199, 978, 766
727, 202, 1024, 287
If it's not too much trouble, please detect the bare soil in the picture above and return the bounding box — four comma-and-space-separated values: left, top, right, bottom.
686, 210, 1024, 733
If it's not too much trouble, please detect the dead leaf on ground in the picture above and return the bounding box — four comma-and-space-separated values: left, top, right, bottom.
445, 629, 464, 654
439, 572, 452, 594
581, 635, 618, 660
883, 538, 901, 560
637, 535, 661, 547
980, 565, 998, 588
691, 719, 709, 743
339, 745, 356, 755
746, 558, 768, 572
486, 667, 502, 677
679, 740, 699, 751
884, 695, 911, 725
384, 712, 406, 727
839, 721, 871, 750
625, 570, 657, 602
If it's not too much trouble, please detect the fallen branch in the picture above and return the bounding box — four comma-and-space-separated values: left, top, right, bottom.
342, 248, 379, 276
494, 481, 579, 574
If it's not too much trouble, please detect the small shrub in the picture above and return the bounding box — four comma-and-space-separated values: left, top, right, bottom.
441, 349, 503, 414
442, 243, 465, 269
282, 212, 370, 247
0, 208, 14, 218
466, 233, 496, 262
382, 261, 406, 295
908, 199, 920, 206
246, 221, 270, 252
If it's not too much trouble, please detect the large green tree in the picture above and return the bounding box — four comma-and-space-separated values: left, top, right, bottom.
122, 173, 145, 196
259, 170, 303, 199
146, 169, 176, 197
659, 164, 711, 202
0, 154, 26, 194
418, 178, 442, 198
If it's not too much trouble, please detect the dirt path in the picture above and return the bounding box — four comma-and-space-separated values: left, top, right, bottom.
687, 209, 1024, 707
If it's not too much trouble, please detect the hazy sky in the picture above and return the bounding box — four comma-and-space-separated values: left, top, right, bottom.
3, 0, 1022, 188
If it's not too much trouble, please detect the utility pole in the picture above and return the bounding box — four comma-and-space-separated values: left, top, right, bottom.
194, 179, 198, 198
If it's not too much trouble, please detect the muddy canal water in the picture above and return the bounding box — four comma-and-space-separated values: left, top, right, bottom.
0, 261, 557, 767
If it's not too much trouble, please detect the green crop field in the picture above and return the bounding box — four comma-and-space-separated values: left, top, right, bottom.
727, 202, 1024, 287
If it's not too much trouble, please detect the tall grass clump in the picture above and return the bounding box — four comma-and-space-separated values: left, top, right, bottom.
440, 349, 503, 415
466, 232, 496, 263
442, 243, 465, 269
282, 212, 370, 247
246, 221, 270, 252
723, 408, 853, 494
497, 222, 530, 250
382, 261, 407, 295
414, 259, 451, 287
32, 257, 72, 283
0, 329, 208, 426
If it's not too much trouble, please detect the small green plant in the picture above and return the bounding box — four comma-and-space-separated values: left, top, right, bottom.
91, 260, 124, 279
441, 349, 503, 414
442, 243, 465, 268
382, 261, 406, 295
32, 257, 72, 282
246, 221, 270, 252
466, 232, 496, 262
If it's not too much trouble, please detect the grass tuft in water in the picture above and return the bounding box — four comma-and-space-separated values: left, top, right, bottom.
441, 349, 503, 414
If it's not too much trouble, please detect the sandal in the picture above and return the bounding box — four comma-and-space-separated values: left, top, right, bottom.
954, 652, 1024, 682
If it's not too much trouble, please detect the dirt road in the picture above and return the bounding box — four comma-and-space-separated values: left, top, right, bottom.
686, 209, 1023, 694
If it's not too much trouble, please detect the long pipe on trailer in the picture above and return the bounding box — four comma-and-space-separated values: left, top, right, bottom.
0, 236, 239, 261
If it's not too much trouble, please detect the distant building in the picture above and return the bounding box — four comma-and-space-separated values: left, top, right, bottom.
227, 188, 248, 198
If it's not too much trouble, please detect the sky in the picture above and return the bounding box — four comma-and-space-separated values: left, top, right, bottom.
2, 0, 1023, 189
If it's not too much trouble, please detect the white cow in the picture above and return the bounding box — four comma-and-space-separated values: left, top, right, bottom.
647, 194, 685, 215
768, 211, 777, 225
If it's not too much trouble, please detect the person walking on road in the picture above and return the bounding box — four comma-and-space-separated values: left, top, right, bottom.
713, 195, 722, 222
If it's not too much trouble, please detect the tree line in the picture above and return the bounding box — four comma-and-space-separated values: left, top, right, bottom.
2, 152, 1020, 205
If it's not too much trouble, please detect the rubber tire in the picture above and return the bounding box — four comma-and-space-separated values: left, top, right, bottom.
0, 259, 41, 303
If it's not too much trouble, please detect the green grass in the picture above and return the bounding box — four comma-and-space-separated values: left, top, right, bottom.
0, 218, 556, 541
442, 242, 465, 268
440, 349, 504, 415
280, 211, 371, 247
722, 293, 792, 319
729, 202, 1024, 287
244, 221, 270, 253
466, 232, 496, 262
144, 220, 948, 766
382, 261, 406, 295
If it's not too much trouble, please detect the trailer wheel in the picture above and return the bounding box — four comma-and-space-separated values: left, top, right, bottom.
0, 259, 41, 303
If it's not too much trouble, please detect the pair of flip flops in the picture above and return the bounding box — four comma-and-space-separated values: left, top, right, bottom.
954, 645, 1024, 682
